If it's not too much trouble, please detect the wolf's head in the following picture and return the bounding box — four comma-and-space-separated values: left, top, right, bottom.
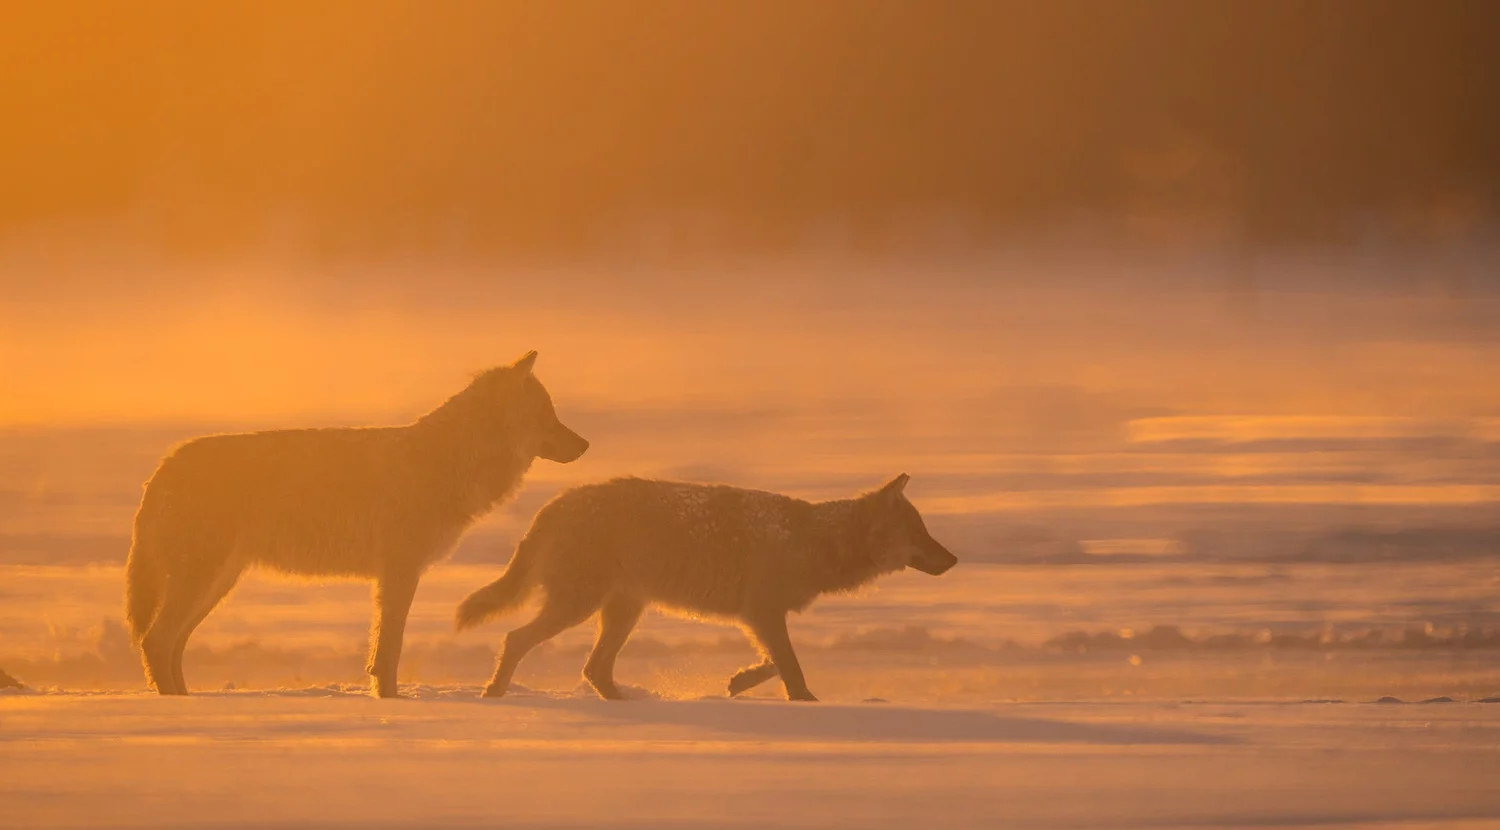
511, 351, 590, 463
859, 474, 958, 576
451, 351, 589, 464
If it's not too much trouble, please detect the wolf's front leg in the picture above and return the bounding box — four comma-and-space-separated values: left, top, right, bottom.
583, 596, 646, 700
727, 659, 779, 696
746, 613, 817, 701
368, 570, 420, 698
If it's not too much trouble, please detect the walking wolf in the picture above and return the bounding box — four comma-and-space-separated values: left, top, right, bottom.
456, 474, 956, 701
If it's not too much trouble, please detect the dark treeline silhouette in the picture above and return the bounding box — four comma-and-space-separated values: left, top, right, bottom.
3, 0, 1498, 257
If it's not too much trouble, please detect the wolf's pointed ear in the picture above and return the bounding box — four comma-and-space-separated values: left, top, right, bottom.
513, 351, 538, 374
878, 473, 910, 505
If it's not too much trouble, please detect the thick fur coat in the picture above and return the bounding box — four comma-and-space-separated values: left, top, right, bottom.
456, 474, 957, 701
125, 352, 587, 696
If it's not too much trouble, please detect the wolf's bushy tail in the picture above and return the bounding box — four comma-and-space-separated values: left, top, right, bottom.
455, 539, 539, 631
125, 545, 164, 644
125, 480, 171, 644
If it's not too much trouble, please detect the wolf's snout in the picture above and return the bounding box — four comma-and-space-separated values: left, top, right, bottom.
909, 541, 958, 576
539, 424, 589, 463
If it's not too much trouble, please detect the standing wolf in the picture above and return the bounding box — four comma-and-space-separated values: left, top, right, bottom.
456, 474, 957, 701
125, 352, 587, 697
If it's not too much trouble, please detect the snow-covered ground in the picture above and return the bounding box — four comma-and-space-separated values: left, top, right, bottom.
6, 523, 1498, 827
4, 686, 1499, 829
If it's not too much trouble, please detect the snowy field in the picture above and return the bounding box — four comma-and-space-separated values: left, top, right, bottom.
6, 557, 1499, 828
6, 557, 1500, 828
4, 686, 1500, 829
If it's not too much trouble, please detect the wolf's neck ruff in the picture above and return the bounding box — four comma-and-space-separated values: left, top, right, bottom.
408, 371, 537, 521
409, 415, 532, 523
803, 497, 897, 597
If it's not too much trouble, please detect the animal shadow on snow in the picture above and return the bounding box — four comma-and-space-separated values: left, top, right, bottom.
503, 695, 1232, 745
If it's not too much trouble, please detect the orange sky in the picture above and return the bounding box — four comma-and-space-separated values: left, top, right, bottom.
3, 2, 1498, 257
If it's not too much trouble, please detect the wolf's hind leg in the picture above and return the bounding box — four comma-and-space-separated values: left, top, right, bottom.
746, 613, 817, 702
727, 660, 779, 696
169, 562, 244, 694
583, 595, 645, 700
482, 595, 595, 698
368, 569, 421, 698
141, 556, 234, 695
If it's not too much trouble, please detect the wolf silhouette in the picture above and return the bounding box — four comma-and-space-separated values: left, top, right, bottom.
456, 474, 957, 701
124, 352, 587, 696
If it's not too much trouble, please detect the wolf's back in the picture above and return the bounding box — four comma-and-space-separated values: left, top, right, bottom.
466, 478, 801, 623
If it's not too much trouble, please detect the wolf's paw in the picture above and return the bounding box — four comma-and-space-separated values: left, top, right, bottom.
615, 684, 662, 701
370, 678, 404, 699
726, 676, 757, 697
727, 662, 780, 696
787, 691, 819, 702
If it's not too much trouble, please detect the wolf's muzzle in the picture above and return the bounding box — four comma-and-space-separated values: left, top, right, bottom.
909, 540, 958, 576
539, 424, 589, 463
